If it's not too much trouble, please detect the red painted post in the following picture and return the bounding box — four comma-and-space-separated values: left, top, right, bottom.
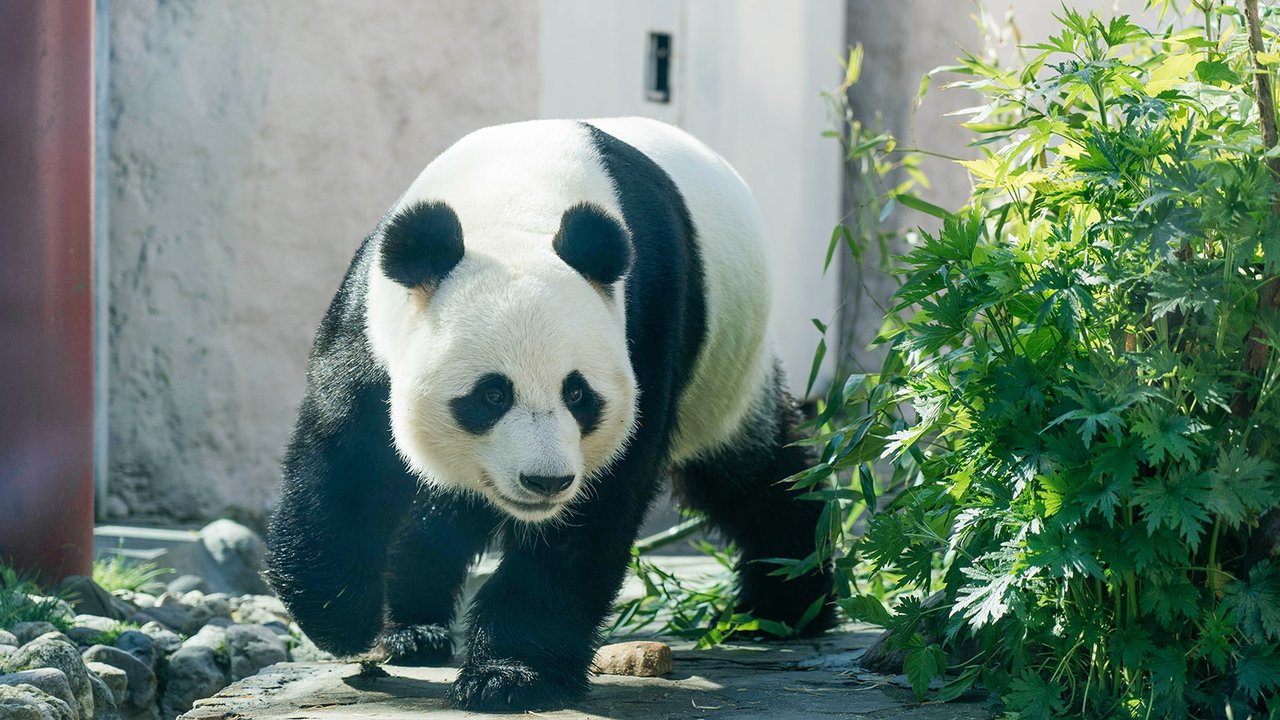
0, 0, 96, 584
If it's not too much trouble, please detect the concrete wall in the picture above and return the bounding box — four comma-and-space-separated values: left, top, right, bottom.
103, 0, 538, 523
540, 0, 845, 396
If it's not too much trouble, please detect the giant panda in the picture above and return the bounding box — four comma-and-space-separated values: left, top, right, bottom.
265, 117, 836, 711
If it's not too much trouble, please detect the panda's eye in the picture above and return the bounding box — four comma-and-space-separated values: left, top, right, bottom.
566, 386, 584, 405
484, 387, 507, 407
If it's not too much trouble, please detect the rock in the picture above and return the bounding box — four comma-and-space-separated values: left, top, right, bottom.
197, 595, 231, 620
0, 644, 18, 662
85, 671, 121, 720
111, 631, 157, 670
165, 575, 209, 595
0, 683, 76, 720
130, 603, 187, 634
184, 625, 228, 652
590, 641, 673, 677
64, 628, 104, 648
288, 634, 334, 662
160, 646, 227, 719
197, 520, 271, 596
8, 633, 94, 720
0, 628, 19, 646
12, 622, 60, 645
179, 603, 214, 636
80, 646, 156, 717
72, 615, 117, 633
224, 625, 287, 681
84, 662, 127, 706
205, 617, 233, 629
57, 577, 135, 622
0, 669, 77, 716
136, 623, 180, 654
229, 595, 288, 626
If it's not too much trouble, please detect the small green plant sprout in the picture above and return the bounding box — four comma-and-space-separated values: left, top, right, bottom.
826, 1, 1280, 718
92, 554, 174, 593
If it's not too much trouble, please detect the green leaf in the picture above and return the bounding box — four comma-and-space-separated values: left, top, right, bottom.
1193, 59, 1240, 86
1223, 562, 1280, 642
838, 594, 892, 626
1005, 671, 1066, 720
903, 640, 947, 697
894, 192, 950, 220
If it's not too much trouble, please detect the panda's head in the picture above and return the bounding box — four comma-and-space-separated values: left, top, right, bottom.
366, 200, 639, 523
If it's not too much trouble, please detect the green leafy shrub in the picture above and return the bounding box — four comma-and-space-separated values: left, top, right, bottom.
825, 3, 1280, 717
92, 554, 173, 593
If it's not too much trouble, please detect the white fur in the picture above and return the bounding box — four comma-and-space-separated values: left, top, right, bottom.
365, 118, 771, 521
588, 118, 772, 463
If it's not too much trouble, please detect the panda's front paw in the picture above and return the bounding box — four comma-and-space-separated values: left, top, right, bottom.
378, 623, 454, 666
447, 660, 586, 712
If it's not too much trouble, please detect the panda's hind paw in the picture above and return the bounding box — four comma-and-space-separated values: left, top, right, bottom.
447, 660, 586, 712
378, 623, 454, 666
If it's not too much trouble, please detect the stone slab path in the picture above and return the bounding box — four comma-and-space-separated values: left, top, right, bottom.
181, 629, 989, 720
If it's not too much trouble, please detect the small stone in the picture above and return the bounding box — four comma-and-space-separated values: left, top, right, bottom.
0, 669, 77, 715
57, 577, 136, 622
590, 641, 672, 677
160, 646, 228, 719
183, 624, 227, 652
198, 595, 232, 620
180, 602, 215, 636
111, 631, 157, 670
137, 623, 180, 654
229, 595, 288, 626
198, 520, 270, 595
0, 628, 19, 646
205, 617, 233, 628
0, 645, 17, 662
85, 671, 121, 720
84, 662, 127, 706
12, 622, 60, 645
64, 628, 104, 648
8, 633, 94, 720
165, 575, 209, 595
81, 645, 156, 717
138, 583, 167, 597
72, 615, 117, 633
225, 625, 287, 681
130, 603, 187, 633
0, 683, 76, 720
288, 634, 334, 662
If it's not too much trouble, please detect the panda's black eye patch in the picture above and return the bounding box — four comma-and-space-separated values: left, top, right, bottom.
451, 373, 514, 435
562, 371, 604, 435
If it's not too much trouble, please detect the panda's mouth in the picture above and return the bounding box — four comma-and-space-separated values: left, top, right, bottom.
478, 473, 566, 519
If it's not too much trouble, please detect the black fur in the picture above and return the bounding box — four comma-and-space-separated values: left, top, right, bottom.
562, 370, 603, 435
380, 201, 464, 289
267, 123, 834, 713
449, 373, 514, 435
553, 203, 633, 286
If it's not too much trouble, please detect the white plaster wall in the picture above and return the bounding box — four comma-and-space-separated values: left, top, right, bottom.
539, 0, 845, 397
105, 0, 538, 523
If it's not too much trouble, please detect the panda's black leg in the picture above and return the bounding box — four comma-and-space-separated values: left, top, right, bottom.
447, 461, 660, 711
675, 372, 838, 637
379, 490, 499, 666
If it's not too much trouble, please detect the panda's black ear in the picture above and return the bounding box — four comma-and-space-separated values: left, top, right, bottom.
380, 201, 464, 289
553, 204, 633, 287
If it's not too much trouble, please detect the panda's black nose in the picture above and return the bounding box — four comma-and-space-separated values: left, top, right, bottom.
519, 474, 574, 496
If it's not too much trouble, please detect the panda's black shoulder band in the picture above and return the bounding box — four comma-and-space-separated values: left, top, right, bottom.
380, 201, 465, 289
553, 203, 633, 287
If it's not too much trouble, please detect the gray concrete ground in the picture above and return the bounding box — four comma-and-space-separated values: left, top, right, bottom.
181, 629, 988, 720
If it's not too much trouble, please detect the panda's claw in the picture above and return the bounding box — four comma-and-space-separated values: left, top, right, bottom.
378, 623, 454, 666
447, 660, 585, 712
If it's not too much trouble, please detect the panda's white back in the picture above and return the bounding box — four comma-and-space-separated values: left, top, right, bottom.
587, 118, 773, 463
